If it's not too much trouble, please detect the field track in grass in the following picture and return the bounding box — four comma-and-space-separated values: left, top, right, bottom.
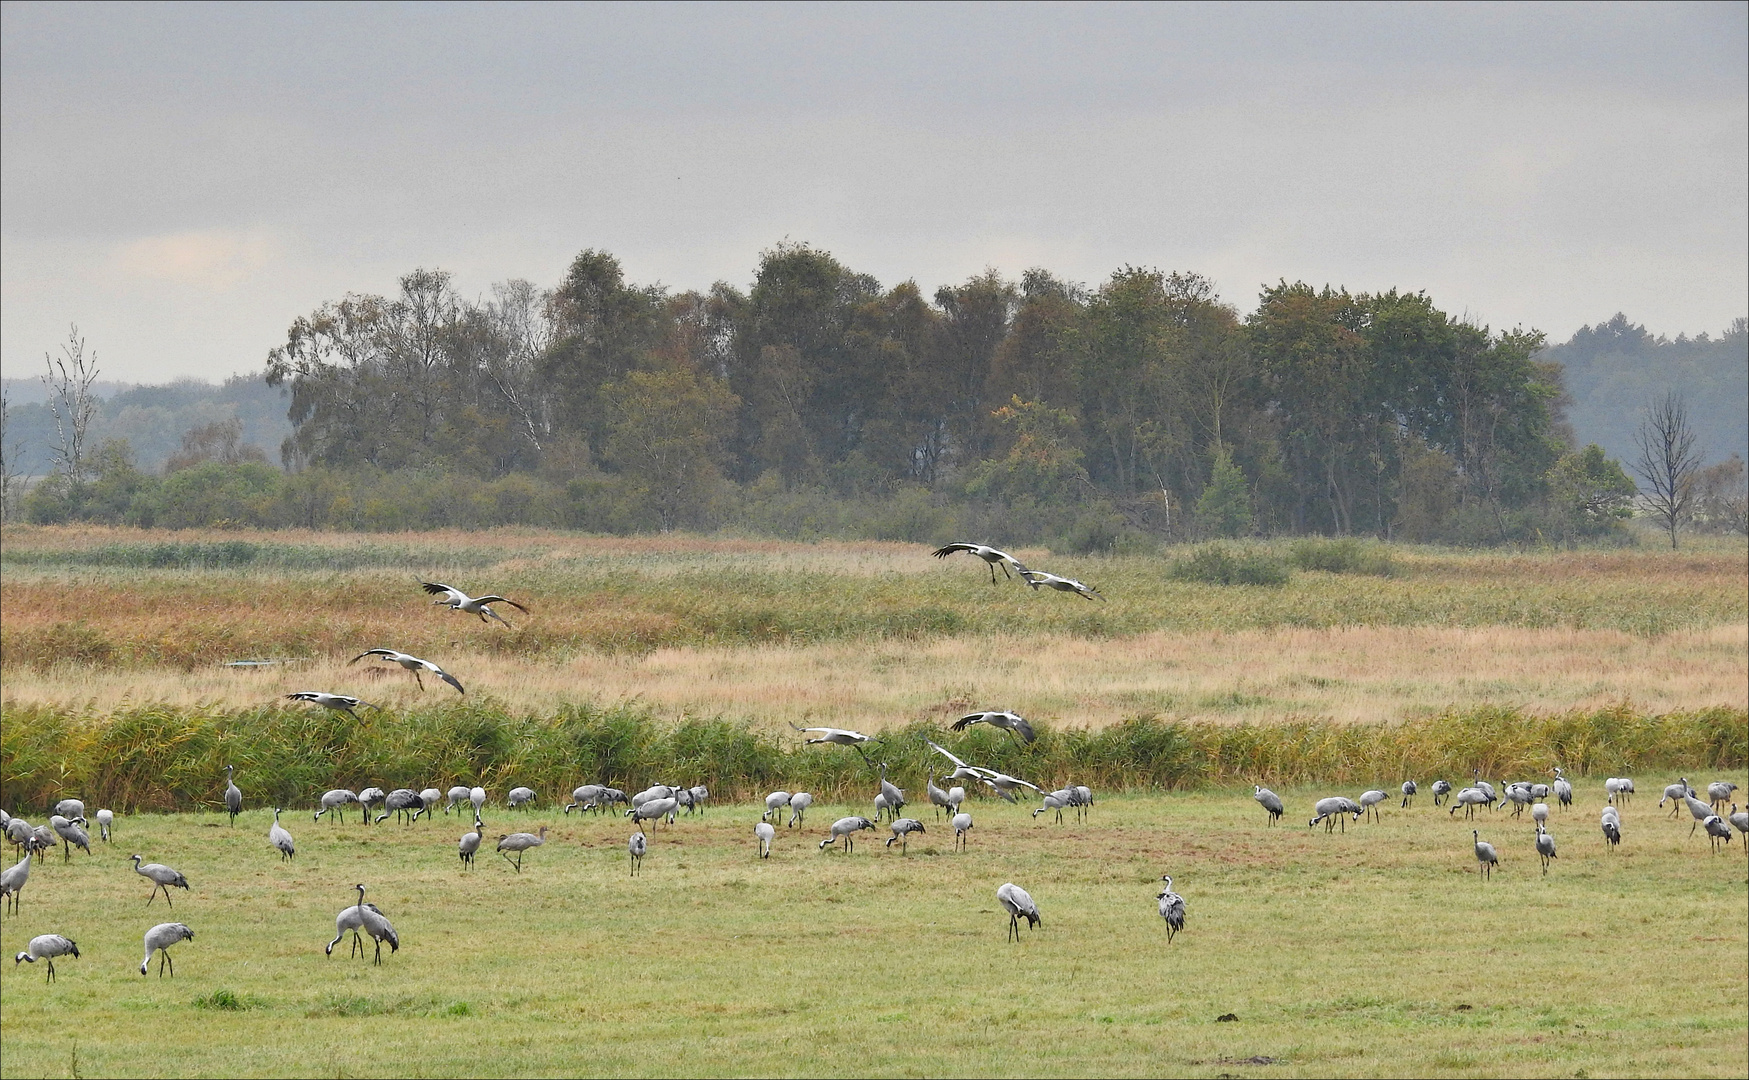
0, 786, 1744, 1078
2, 527, 1744, 729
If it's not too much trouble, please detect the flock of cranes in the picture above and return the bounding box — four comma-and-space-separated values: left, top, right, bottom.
4, 549, 1743, 987
1253, 767, 1748, 878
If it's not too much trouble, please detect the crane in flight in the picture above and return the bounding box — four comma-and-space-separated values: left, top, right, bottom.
931, 543, 1030, 584
925, 740, 1042, 803
790, 724, 878, 767
951, 710, 1036, 744
286, 692, 377, 721
349, 649, 465, 694
419, 581, 531, 628
1021, 569, 1105, 601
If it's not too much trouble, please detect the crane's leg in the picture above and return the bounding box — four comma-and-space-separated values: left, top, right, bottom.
414, 670, 425, 691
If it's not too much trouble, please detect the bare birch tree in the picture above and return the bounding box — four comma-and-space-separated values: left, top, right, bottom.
41, 324, 102, 481
0, 385, 25, 522
1631, 390, 1701, 549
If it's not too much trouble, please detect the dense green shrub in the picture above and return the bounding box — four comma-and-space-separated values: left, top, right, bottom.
1167, 544, 1291, 586
1288, 538, 1396, 576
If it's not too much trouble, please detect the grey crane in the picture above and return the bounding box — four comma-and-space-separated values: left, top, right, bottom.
931, 542, 1031, 584
878, 763, 907, 820
1254, 785, 1285, 825
951, 710, 1037, 743
925, 740, 1042, 803
1, 853, 29, 914
286, 691, 378, 720
327, 884, 397, 964
446, 785, 474, 814
1069, 785, 1094, 821
631, 785, 679, 807
269, 809, 295, 861
1472, 830, 1499, 879
996, 882, 1041, 941
819, 816, 876, 853
1601, 806, 1622, 850
54, 798, 87, 824
1659, 777, 1695, 815
1470, 770, 1497, 802
507, 787, 537, 811
28, 824, 54, 862
314, 789, 360, 824
947, 780, 968, 815
1400, 780, 1418, 809
1019, 568, 1105, 601
1034, 790, 1071, 823
1552, 768, 1573, 810
628, 798, 678, 831
141, 922, 194, 976
1500, 783, 1533, 817
49, 815, 91, 860
6, 815, 34, 855
790, 724, 878, 766
223, 765, 242, 825
1535, 823, 1557, 874
132, 853, 190, 907
1682, 793, 1716, 837
377, 789, 422, 825
96, 808, 113, 842
14, 933, 79, 982
755, 821, 775, 859
1449, 787, 1493, 819
674, 786, 697, 815
1431, 779, 1452, 806
925, 775, 955, 819
628, 831, 647, 876
357, 787, 387, 821
1707, 781, 1739, 811
873, 793, 890, 820
1702, 814, 1733, 853
1310, 796, 1363, 832
496, 825, 548, 872
564, 785, 605, 814
1156, 875, 1187, 943
1605, 777, 1634, 804
886, 818, 926, 853
470, 787, 487, 816
350, 648, 465, 694
787, 792, 813, 828
1731, 804, 1748, 841
419, 580, 530, 628
459, 815, 483, 869
762, 791, 792, 823
1357, 790, 1389, 823
415, 788, 443, 820
951, 812, 973, 851
1531, 803, 1550, 828
596, 787, 629, 811
688, 785, 710, 816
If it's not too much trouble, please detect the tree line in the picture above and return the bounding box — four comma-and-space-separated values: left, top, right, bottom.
11, 244, 1746, 545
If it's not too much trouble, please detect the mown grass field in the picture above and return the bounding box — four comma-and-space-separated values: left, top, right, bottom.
2, 527, 1744, 729
1, 786, 1745, 1079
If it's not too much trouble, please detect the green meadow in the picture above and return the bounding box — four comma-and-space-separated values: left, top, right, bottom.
2, 786, 1744, 1078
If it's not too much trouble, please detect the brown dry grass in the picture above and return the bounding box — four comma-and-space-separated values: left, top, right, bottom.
3, 624, 1742, 732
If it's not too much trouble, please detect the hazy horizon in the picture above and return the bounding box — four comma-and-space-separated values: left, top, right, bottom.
4, 2, 1745, 384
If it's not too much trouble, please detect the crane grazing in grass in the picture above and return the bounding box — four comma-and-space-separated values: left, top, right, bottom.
1357, 790, 1388, 823
327, 884, 397, 964
762, 792, 791, 823
997, 883, 1041, 941
223, 765, 242, 825
1430, 779, 1452, 806
1310, 797, 1362, 833
349, 649, 465, 694
1156, 876, 1186, 942
755, 821, 775, 859
141, 922, 194, 977
314, 789, 360, 824
930, 543, 1030, 584
420, 580, 531, 627
1020, 569, 1105, 601
951, 812, 973, 850
951, 710, 1036, 743
1254, 786, 1285, 825
787, 792, 813, 828
507, 787, 537, 811
96, 808, 113, 842
269, 809, 295, 861
13, 933, 78, 982
1707, 781, 1739, 811
286, 692, 377, 721
790, 724, 878, 766
1399, 780, 1417, 808
886, 818, 926, 853
496, 825, 548, 872
1702, 815, 1733, 853
132, 854, 189, 907
1601, 807, 1622, 850
819, 817, 876, 854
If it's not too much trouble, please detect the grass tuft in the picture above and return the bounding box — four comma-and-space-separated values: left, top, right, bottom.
1168, 544, 1292, 586
1288, 538, 1396, 576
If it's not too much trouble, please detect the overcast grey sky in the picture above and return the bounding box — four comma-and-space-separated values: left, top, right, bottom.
3, 2, 1744, 384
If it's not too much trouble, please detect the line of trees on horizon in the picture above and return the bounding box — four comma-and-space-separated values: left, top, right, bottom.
8, 243, 1747, 547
